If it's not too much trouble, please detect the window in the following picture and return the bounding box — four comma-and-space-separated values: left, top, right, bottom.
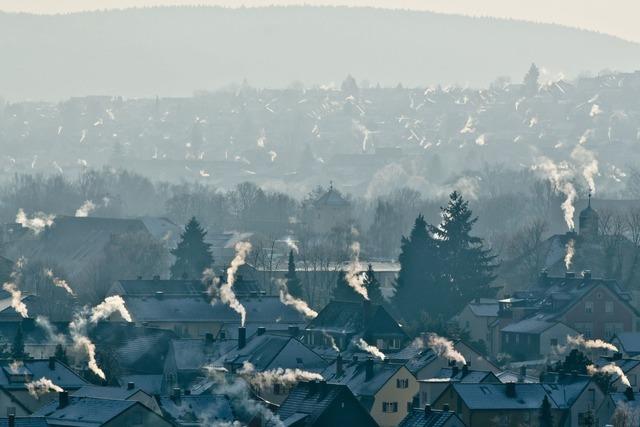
382, 402, 398, 413
605, 323, 624, 339
505, 334, 510, 344
585, 301, 594, 314
605, 301, 614, 313
396, 378, 409, 389
550, 338, 558, 347
390, 338, 402, 349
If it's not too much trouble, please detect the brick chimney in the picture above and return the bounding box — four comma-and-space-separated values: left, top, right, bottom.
365, 358, 374, 382
58, 391, 69, 409
238, 327, 246, 350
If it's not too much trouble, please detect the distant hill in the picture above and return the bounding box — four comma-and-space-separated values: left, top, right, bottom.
1, 6, 640, 100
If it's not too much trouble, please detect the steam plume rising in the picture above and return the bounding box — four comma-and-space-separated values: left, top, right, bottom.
323, 332, 340, 353
15, 209, 55, 234
69, 310, 104, 380
284, 237, 299, 254
26, 378, 63, 398
35, 316, 66, 345
345, 242, 369, 300
3, 282, 27, 318
427, 333, 466, 364
533, 158, 577, 229
566, 335, 618, 352
75, 200, 96, 217
220, 242, 251, 326
564, 239, 575, 270
588, 364, 629, 387
44, 269, 75, 296
89, 295, 132, 323
239, 361, 323, 389
571, 145, 599, 195
355, 338, 386, 360
276, 279, 317, 319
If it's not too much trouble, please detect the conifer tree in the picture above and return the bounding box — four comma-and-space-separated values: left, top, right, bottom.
364, 264, 384, 305
332, 270, 362, 302
539, 395, 553, 427
432, 191, 497, 312
524, 63, 540, 96
285, 250, 303, 298
11, 324, 26, 360
170, 217, 214, 280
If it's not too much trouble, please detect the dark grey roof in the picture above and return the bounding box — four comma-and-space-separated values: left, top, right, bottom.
420, 368, 494, 384
114, 279, 207, 296
467, 301, 499, 317
33, 396, 138, 423
170, 338, 237, 372
613, 333, 640, 355
610, 392, 640, 411
501, 315, 567, 334
159, 394, 235, 425
314, 188, 349, 207
595, 356, 640, 384
399, 408, 459, 427
72, 385, 145, 401
541, 375, 592, 408
120, 375, 163, 395
0, 418, 48, 427
321, 359, 405, 401
0, 360, 87, 391
451, 383, 557, 410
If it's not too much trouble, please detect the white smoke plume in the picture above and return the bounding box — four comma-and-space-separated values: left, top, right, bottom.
75, 200, 96, 217
427, 333, 466, 365
26, 377, 63, 398
89, 295, 132, 323
587, 364, 630, 387
355, 338, 386, 360
220, 242, 251, 326
564, 239, 575, 270
3, 282, 28, 318
566, 335, 618, 353
69, 309, 104, 380
532, 158, 577, 229
44, 269, 75, 296
276, 279, 317, 319
239, 361, 323, 389
35, 316, 66, 345
571, 145, 599, 195
590, 104, 603, 117
284, 237, 299, 254
16, 209, 54, 234
345, 242, 369, 300
323, 331, 340, 353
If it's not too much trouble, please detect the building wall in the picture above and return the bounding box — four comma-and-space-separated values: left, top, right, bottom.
561, 284, 636, 340
565, 381, 608, 427
369, 366, 418, 427
457, 306, 496, 346
539, 323, 578, 357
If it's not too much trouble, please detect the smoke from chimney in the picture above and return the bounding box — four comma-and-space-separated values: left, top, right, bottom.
427, 333, 466, 365
26, 377, 63, 398
566, 335, 618, 353
564, 239, 575, 270
355, 338, 385, 360
15, 209, 54, 234
44, 268, 75, 296
220, 242, 251, 326
345, 242, 369, 300
587, 363, 629, 387
276, 279, 317, 319
89, 295, 132, 323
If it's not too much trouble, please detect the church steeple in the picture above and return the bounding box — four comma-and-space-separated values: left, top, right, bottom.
579, 193, 598, 240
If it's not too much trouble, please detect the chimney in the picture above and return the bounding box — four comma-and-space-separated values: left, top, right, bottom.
127, 382, 135, 390
288, 325, 300, 338
565, 272, 576, 279
583, 270, 592, 280
257, 327, 266, 336
58, 391, 69, 409
184, 389, 191, 396
538, 269, 549, 286
238, 327, 246, 349
365, 358, 374, 381
8, 414, 14, 427
505, 382, 516, 398
614, 352, 623, 361
49, 356, 56, 371
171, 388, 181, 403
519, 365, 527, 382
155, 291, 164, 299
442, 404, 450, 412
424, 404, 431, 414
625, 386, 635, 401
336, 353, 344, 376
451, 366, 459, 377
205, 332, 214, 344
461, 364, 469, 377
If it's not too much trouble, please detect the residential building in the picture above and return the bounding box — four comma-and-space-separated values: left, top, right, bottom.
418, 365, 500, 406
277, 381, 378, 427
455, 298, 499, 350
500, 315, 578, 360
71, 384, 161, 414
398, 406, 465, 427
595, 354, 640, 391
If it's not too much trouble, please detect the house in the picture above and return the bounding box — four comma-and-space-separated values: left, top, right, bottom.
595, 354, 640, 391
108, 275, 262, 298
33, 392, 173, 426
213, 327, 328, 404
0, 322, 63, 360
322, 356, 418, 427
277, 381, 378, 427
398, 406, 465, 427
303, 300, 409, 355
611, 332, 640, 357
418, 365, 500, 406
159, 391, 236, 426
541, 374, 612, 427
500, 315, 578, 361
433, 382, 563, 427
455, 298, 499, 350
0, 358, 87, 414
121, 293, 305, 339
71, 384, 161, 414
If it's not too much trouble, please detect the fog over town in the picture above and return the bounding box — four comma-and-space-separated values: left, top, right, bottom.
1, 3, 640, 427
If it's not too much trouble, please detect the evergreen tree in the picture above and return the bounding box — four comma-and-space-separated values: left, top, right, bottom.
524, 63, 540, 96
539, 395, 553, 427
393, 214, 445, 319
11, 324, 26, 360
285, 250, 303, 298
432, 192, 497, 313
363, 264, 384, 305
333, 270, 362, 302
551, 349, 591, 374
170, 217, 214, 280
54, 344, 68, 365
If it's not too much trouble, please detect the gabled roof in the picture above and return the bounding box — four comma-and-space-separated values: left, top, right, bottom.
33, 396, 139, 425
321, 359, 406, 402
159, 394, 235, 425
450, 383, 556, 410
112, 279, 207, 296
399, 408, 460, 427
467, 300, 499, 318
72, 385, 147, 401
0, 359, 87, 390
541, 375, 593, 408
595, 356, 640, 385
169, 338, 237, 372
420, 367, 495, 384
501, 315, 574, 335
120, 375, 163, 395
313, 188, 349, 207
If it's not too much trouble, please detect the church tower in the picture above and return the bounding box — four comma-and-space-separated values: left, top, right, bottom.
579, 193, 599, 240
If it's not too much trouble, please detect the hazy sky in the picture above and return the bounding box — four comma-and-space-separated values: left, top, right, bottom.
1, 0, 638, 43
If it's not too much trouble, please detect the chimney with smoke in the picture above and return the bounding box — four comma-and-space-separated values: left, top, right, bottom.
58, 391, 69, 409
238, 327, 246, 349
461, 364, 468, 377
365, 358, 374, 381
